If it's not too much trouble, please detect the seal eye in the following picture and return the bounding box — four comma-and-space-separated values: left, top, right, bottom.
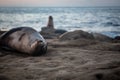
37, 40, 44, 45
38, 40, 43, 43
19, 33, 26, 41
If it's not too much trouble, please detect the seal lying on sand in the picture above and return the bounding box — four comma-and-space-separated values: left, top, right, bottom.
0, 27, 47, 56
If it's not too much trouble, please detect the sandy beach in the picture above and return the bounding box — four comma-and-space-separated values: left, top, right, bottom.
0, 36, 120, 80
0, 1, 120, 80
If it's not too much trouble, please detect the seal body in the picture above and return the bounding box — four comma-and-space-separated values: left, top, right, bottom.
0, 27, 47, 56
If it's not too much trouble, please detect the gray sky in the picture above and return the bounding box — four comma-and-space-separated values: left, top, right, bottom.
0, 0, 120, 7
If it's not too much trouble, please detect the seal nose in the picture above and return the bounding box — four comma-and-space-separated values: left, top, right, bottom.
33, 40, 47, 56
31, 40, 44, 48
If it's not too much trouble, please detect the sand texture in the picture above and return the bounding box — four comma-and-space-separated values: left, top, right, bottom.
0, 39, 120, 80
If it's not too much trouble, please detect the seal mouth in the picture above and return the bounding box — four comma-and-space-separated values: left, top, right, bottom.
31, 40, 47, 56
33, 45, 47, 56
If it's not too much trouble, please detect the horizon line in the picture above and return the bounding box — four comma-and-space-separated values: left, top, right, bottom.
0, 5, 120, 8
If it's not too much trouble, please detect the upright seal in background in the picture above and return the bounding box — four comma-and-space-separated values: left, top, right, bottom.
47, 16, 54, 28
0, 27, 47, 56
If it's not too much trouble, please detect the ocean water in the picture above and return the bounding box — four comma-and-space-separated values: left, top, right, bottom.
0, 7, 120, 37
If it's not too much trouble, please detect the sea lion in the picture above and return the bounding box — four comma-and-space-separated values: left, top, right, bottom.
47, 16, 54, 28
0, 27, 47, 56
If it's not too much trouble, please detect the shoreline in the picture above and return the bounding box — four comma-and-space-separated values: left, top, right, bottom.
0, 28, 119, 38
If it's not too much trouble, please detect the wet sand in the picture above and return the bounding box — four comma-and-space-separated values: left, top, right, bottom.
0, 39, 120, 80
